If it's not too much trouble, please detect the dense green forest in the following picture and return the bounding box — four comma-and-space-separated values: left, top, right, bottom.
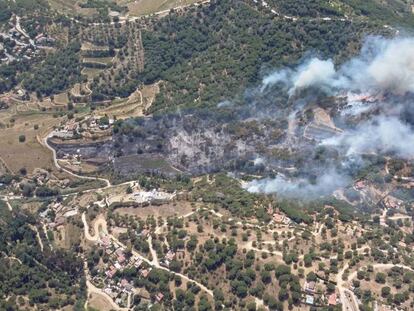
342, 0, 414, 26
23, 42, 84, 97
266, 0, 344, 17
0, 0, 75, 95
266, 0, 414, 26
0, 0, 407, 103
0, 0, 50, 22
0, 201, 86, 310
90, 0, 390, 112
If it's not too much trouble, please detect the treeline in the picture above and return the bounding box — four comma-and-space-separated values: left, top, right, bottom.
81, 48, 115, 58
83, 61, 110, 69
90, 0, 389, 111
0, 59, 32, 93
342, 0, 414, 26
191, 173, 269, 220
0, 0, 49, 23
0, 1, 12, 23
79, 0, 125, 13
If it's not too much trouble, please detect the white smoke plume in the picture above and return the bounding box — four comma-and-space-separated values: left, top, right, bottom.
262, 36, 414, 96
261, 59, 335, 94
247, 36, 414, 199
291, 59, 335, 94
253, 157, 265, 166
244, 170, 350, 199
322, 116, 414, 159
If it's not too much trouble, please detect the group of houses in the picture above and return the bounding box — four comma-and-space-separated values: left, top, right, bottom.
304, 280, 338, 307
94, 233, 166, 307
0, 15, 54, 65
39, 201, 78, 229
133, 189, 176, 205
52, 120, 79, 139
267, 205, 292, 226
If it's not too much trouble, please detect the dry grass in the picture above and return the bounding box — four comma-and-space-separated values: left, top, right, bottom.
81, 42, 108, 51
54, 92, 70, 106
123, 0, 201, 16
48, 0, 98, 16
88, 292, 114, 311
82, 67, 104, 79
115, 201, 194, 218
55, 222, 82, 249
95, 82, 159, 119
83, 57, 114, 65
48, 0, 78, 14
0, 108, 62, 174
58, 159, 100, 175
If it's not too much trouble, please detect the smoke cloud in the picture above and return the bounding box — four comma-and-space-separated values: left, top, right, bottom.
322, 116, 414, 159
244, 170, 350, 199
262, 36, 414, 96
247, 36, 414, 199
261, 58, 335, 94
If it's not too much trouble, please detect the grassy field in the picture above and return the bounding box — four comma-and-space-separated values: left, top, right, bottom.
54, 92, 70, 106
82, 67, 104, 79
115, 201, 195, 218
0, 108, 62, 174
49, 0, 202, 17
121, 0, 202, 16
88, 292, 115, 311
48, 0, 98, 16
94, 83, 159, 119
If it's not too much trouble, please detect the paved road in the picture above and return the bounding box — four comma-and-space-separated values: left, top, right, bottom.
81, 213, 215, 299
42, 133, 112, 188
337, 263, 360, 311
337, 262, 414, 311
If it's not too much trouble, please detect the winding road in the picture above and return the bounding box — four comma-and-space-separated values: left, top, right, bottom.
41, 133, 111, 188
337, 262, 414, 311
81, 211, 215, 302
34, 130, 414, 311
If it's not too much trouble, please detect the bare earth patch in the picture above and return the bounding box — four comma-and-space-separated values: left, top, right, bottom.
88, 292, 114, 311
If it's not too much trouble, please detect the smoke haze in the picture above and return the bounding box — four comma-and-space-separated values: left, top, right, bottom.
322, 116, 414, 159
246, 36, 414, 199
262, 36, 414, 96
245, 170, 351, 199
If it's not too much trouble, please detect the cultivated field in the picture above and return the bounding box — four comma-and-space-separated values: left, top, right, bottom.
115, 201, 195, 218
48, 0, 98, 16
121, 0, 202, 16
95, 83, 159, 119
0, 107, 61, 174
88, 292, 114, 311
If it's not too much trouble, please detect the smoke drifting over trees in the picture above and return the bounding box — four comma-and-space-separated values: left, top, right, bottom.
246, 36, 414, 199
262, 36, 414, 95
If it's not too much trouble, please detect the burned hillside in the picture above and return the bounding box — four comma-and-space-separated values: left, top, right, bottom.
48, 36, 414, 204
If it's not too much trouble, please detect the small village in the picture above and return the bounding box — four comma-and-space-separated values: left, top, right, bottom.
0, 14, 55, 64
89, 226, 176, 309
52, 115, 115, 140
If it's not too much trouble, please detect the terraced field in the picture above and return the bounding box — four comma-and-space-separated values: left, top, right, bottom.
48, 0, 98, 16
120, 0, 202, 16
